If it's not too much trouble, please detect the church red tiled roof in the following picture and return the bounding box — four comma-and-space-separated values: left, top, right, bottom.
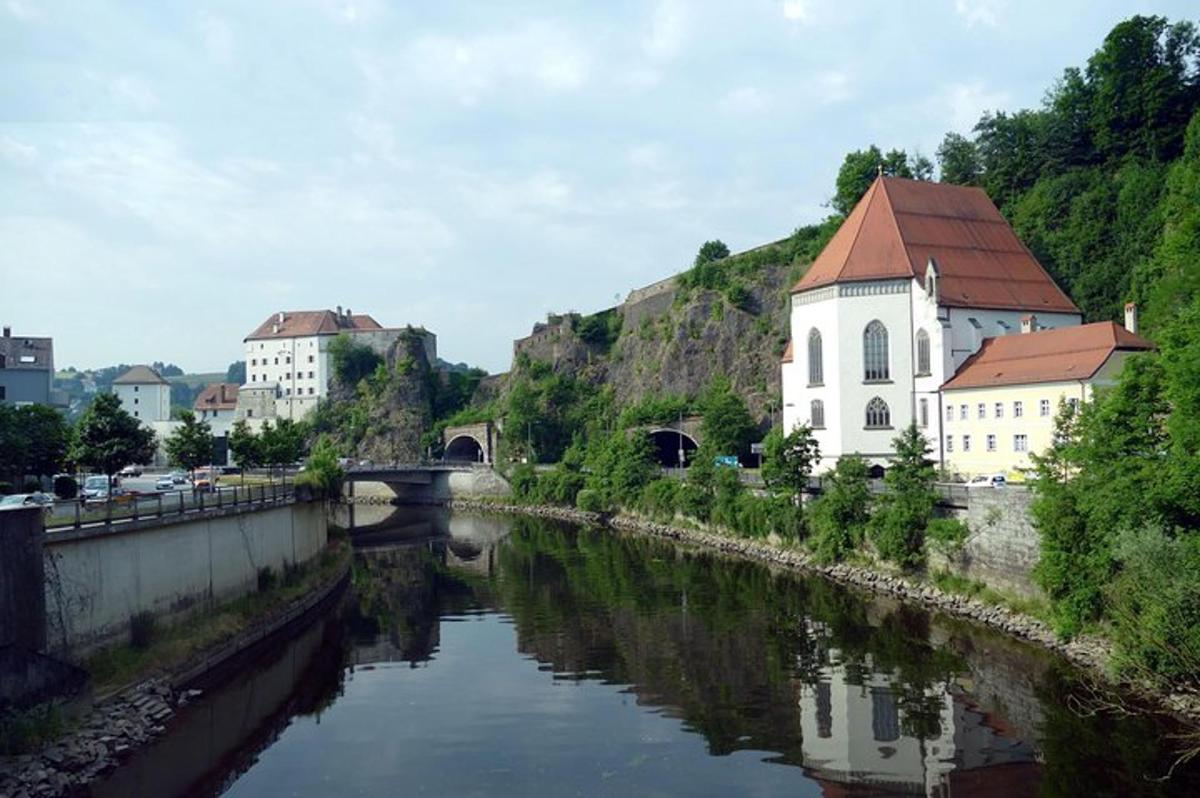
792, 176, 1079, 314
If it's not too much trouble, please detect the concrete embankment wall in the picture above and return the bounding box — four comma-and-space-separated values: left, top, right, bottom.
1, 506, 47, 652
44, 502, 327, 657
347, 468, 511, 505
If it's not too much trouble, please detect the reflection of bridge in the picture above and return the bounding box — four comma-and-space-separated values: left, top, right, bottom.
343, 462, 511, 502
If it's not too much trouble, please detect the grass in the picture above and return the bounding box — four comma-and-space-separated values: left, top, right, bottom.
85, 540, 350, 695
929, 568, 1051, 622
0, 705, 65, 756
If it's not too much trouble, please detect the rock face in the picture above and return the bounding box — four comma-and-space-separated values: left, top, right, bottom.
506, 264, 793, 421
327, 331, 434, 463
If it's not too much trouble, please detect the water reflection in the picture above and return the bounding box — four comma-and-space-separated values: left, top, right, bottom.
86, 507, 1200, 797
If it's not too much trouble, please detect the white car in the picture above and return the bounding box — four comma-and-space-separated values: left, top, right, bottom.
0, 493, 55, 513
155, 476, 175, 491
966, 474, 1007, 489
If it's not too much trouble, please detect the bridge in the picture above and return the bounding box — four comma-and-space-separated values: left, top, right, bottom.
343, 461, 511, 501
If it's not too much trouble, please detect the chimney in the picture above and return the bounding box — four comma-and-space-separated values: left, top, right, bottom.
1124, 302, 1139, 335
276, 311, 284, 324
336, 305, 343, 318
345, 307, 352, 320
2, 326, 9, 338
1020, 314, 1037, 334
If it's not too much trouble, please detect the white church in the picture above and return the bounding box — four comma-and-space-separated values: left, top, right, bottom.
781, 175, 1082, 473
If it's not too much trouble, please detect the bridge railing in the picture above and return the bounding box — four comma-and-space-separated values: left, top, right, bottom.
45, 482, 296, 533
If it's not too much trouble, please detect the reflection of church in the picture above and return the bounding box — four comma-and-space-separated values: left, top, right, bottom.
798, 654, 1039, 796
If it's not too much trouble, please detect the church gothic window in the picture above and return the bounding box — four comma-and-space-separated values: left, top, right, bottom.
916, 329, 930, 376
863, 321, 889, 382
865, 397, 890, 429
807, 328, 823, 385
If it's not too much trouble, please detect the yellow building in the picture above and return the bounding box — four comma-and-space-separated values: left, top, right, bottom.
939, 317, 1153, 478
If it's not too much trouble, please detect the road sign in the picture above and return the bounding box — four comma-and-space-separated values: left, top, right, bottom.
750, 442, 764, 454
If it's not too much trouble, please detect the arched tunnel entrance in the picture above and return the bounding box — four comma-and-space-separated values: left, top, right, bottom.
444, 435, 485, 463
647, 429, 699, 468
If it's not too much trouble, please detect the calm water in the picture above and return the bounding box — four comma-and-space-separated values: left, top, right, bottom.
87, 506, 1200, 797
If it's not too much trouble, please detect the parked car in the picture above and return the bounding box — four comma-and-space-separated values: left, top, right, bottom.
119, 465, 143, 478
966, 474, 1007, 489
714, 455, 742, 468
170, 471, 189, 485
0, 493, 55, 513
155, 476, 175, 491
81, 475, 111, 502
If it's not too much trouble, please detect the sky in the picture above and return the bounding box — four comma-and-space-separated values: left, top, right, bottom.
1, 1, 1195, 375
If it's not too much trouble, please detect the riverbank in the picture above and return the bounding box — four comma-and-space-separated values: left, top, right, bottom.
443, 498, 1200, 727
0, 539, 352, 798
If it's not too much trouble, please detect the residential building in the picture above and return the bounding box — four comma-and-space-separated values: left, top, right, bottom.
781, 176, 1082, 472
940, 317, 1153, 476
193, 382, 239, 434
0, 325, 54, 406
112, 365, 171, 423
238, 307, 435, 422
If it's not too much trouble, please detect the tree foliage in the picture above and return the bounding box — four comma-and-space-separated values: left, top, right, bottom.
229, 418, 263, 473
328, 333, 383, 386
164, 410, 214, 476
70, 393, 156, 484
869, 425, 938, 568
832, 146, 931, 215
0, 404, 70, 483
698, 377, 756, 458
761, 424, 820, 499
809, 455, 872, 563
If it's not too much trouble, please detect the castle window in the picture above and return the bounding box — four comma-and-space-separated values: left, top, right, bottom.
865, 397, 891, 429
863, 321, 890, 382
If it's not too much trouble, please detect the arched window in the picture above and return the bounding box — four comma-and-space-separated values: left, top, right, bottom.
807, 328, 823, 385
865, 397, 890, 429
863, 321, 889, 382
811, 399, 825, 429
915, 329, 930, 376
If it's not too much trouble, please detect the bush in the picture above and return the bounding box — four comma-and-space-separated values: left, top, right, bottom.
257, 565, 278, 593
808, 455, 872, 563
282, 560, 304, 587
53, 475, 77, 500
296, 435, 345, 498
1106, 526, 1200, 690
509, 464, 540, 502
129, 611, 157, 650
926, 517, 970, 554
539, 466, 585, 506
0, 705, 63, 756
869, 425, 937, 568
21, 478, 40, 492
575, 488, 603, 513
641, 479, 680, 520
0, 482, 13, 496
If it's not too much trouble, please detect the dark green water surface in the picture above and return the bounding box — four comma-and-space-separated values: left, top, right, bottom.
87, 507, 1200, 797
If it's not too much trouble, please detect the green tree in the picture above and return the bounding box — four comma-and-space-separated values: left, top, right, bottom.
694, 240, 731, 267
0, 404, 70, 484
259, 418, 307, 479
70, 392, 156, 492
809, 455, 872, 562
228, 418, 262, 482
832, 146, 927, 215
761, 424, 820, 499
225, 360, 247, 384
328, 333, 383, 386
869, 425, 938, 568
296, 434, 345, 497
936, 132, 981, 185
699, 377, 756, 458
163, 410, 214, 480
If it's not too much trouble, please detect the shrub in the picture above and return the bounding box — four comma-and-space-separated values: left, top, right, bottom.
926, 517, 969, 555
21, 478, 40, 492
296, 435, 345, 498
869, 425, 937, 568
509, 464, 540, 503
808, 455, 871, 562
641, 479, 679, 520
129, 611, 157, 650
257, 565, 278, 593
282, 560, 304, 587
539, 466, 584, 506
0, 705, 63, 756
575, 488, 603, 513
0, 482, 13, 496
1106, 526, 1200, 690
53, 475, 77, 499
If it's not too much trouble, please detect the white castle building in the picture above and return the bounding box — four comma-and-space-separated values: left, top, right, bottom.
781, 176, 1082, 472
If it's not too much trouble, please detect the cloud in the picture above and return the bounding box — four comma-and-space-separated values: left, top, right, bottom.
954, 0, 1004, 28
781, 1, 811, 23
0, 135, 37, 165
403, 22, 591, 103
929, 81, 1010, 132
5, 0, 38, 20
811, 70, 852, 104
196, 11, 235, 64
643, 0, 687, 60
720, 86, 771, 114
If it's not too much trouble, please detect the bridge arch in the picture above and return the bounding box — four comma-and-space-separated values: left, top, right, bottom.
647, 428, 699, 468
444, 434, 485, 463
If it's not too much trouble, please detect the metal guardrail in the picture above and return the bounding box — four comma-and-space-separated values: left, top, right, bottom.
44, 483, 297, 533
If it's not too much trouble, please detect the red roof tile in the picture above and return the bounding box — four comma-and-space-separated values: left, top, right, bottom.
792, 177, 1079, 313
245, 310, 382, 341
193, 383, 239, 412
942, 322, 1153, 390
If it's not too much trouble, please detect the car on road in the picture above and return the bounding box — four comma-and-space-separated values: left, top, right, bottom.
0, 493, 55, 513
714, 455, 742, 468
170, 471, 189, 485
119, 465, 143, 478
966, 474, 1007, 489
155, 476, 175, 491
81, 475, 111, 501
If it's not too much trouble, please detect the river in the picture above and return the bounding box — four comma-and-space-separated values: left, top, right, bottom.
84, 506, 1200, 796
